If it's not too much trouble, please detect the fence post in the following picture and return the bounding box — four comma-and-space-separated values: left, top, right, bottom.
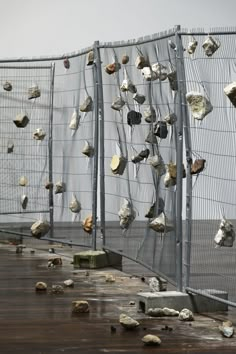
91, 42, 101, 251
94, 41, 106, 246
175, 25, 185, 292
48, 62, 55, 239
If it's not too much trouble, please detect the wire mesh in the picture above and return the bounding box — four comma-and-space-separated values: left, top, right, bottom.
182, 28, 236, 301
100, 30, 179, 284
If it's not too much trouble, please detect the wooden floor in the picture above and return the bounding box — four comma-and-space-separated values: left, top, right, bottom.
0, 241, 236, 353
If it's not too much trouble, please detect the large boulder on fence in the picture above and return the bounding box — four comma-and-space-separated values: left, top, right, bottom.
186, 91, 213, 120
31, 220, 50, 238
224, 82, 236, 108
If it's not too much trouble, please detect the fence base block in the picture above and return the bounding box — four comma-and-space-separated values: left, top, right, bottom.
73, 250, 122, 269
137, 289, 228, 313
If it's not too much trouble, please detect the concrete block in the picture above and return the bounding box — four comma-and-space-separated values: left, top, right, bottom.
73, 250, 122, 269
138, 289, 228, 314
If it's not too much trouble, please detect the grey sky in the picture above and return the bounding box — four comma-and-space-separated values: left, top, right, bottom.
0, 0, 236, 57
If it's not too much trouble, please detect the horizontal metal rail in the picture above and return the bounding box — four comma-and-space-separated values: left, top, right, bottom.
103, 245, 176, 286
186, 287, 236, 308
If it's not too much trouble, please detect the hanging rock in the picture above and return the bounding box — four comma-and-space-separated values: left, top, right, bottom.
33, 128, 46, 141
168, 70, 178, 91
19, 176, 28, 186
45, 181, 53, 190
121, 54, 129, 64
69, 110, 80, 130
35, 281, 47, 291
191, 159, 206, 175
224, 82, 236, 107
142, 334, 161, 346
55, 181, 66, 194
69, 195, 81, 213
141, 67, 158, 81
127, 110, 142, 126
133, 93, 146, 105
120, 79, 137, 93
148, 154, 166, 176
118, 199, 136, 230
111, 96, 125, 111
82, 140, 94, 157
168, 39, 177, 51
7, 140, 14, 153
110, 155, 127, 175
63, 57, 70, 69
82, 215, 93, 234
219, 321, 234, 338
80, 96, 93, 112
119, 314, 140, 329
164, 113, 177, 125
28, 85, 41, 100
72, 300, 90, 313
178, 308, 194, 321
186, 91, 213, 120
87, 50, 94, 66
21, 195, 28, 209
131, 148, 150, 164
64, 279, 74, 287
214, 217, 235, 247
3, 81, 12, 91
202, 36, 220, 57
31, 220, 50, 238
144, 107, 156, 123
154, 121, 168, 139
187, 39, 198, 54
145, 131, 158, 144
152, 63, 168, 81
50, 284, 64, 294
135, 55, 147, 69
149, 212, 174, 233
105, 62, 121, 75
147, 307, 179, 317
13, 113, 29, 128
164, 162, 186, 187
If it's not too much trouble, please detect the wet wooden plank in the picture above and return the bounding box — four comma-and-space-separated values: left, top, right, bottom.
0, 244, 236, 353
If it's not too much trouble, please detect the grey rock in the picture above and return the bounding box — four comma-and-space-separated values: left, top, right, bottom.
219, 321, 234, 338
72, 300, 90, 313
179, 308, 194, 321
119, 314, 139, 329
63, 279, 74, 287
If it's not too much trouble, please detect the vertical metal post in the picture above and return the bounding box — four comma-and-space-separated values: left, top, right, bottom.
175, 25, 185, 292
94, 41, 106, 246
48, 62, 55, 239
91, 42, 100, 251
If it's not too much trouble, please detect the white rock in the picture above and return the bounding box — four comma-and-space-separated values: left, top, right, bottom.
64, 279, 74, 287
179, 308, 194, 321
142, 334, 161, 346
118, 199, 136, 230
119, 314, 139, 329
31, 220, 50, 238
35, 281, 47, 291
219, 321, 234, 338
186, 91, 213, 120
149, 212, 174, 233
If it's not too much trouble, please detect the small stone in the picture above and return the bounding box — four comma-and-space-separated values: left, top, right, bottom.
178, 308, 194, 321
219, 321, 234, 338
129, 301, 135, 306
51, 285, 64, 294
110, 325, 116, 333
105, 274, 115, 283
63, 279, 74, 287
119, 314, 139, 329
35, 281, 47, 291
72, 300, 90, 313
142, 334, 161, 346
85, 271, 90, 276
48, 257, 62, 267
16, 244, 26, 254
